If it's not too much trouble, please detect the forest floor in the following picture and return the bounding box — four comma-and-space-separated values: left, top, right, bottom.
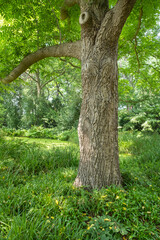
0, 131, 160, 239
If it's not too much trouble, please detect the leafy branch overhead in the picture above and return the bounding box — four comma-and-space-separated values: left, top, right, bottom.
1, 0, 137, 85
0, 41, 81, 84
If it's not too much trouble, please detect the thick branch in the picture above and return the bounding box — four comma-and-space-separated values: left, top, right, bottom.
1, 41, 81, 84
111, 0, 137, 40
97, 0, 136, 45
63, 0, 79, 7
61, 0, 79, 20
113, 0, 137, 31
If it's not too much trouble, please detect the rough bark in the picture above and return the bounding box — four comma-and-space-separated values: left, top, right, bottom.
74, 45, 121, 188
74, 0, 137, 189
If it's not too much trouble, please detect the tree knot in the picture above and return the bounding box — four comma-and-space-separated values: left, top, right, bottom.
79, 12, 90, 25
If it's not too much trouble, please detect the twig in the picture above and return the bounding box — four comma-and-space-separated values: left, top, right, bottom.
60, 58, 81, 69
132, 7, 143, 71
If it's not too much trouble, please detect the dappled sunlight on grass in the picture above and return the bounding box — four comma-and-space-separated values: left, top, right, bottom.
0, 132, 160, 239
119, 153, 132, 159
4, 136, 73, 150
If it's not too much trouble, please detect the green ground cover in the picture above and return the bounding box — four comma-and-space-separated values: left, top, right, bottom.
0, 132, 160, 239
4, 137, 70, 150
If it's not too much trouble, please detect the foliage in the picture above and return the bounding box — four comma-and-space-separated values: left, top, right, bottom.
117, 1, 160, 130
0, 126, 78, 144
0, 0, 159, 134
119, 94, 160, 132
0, 102, 6, 127
2, 84, 23, 128
0, 0, 80, 77
0, 61, 81, 129
0, 0, 81, 131
57, 93, 81, 130
0, 132, 160, 239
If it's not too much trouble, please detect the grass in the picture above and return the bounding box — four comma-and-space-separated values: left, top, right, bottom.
0, 131, 160, 239
4, 137, 71, 149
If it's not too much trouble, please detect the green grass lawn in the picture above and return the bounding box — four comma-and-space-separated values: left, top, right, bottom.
0, 132, 160, 239
4, 136, 71, 150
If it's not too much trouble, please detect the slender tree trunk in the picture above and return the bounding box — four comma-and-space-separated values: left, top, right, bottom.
35, 69, 41, 98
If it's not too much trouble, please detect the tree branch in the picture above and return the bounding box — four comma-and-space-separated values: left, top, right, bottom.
1, 41, 81, 84
61, 0, 79, 20
97, 0, 136, 45
112, 0, 137, 40
24, 71, 38, 83
48, 0, 62, 43
41, 70, 65, 89
142, 63, 160, 74
132, 7, 143, 71
132, 7, 143, 40
60, 58, 81, 69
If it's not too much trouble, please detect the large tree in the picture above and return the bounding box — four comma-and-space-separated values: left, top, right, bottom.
1, 0, 139, 188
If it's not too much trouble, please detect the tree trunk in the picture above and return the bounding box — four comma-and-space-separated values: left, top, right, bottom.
74, 2, 122, 189
74, 46, 121, 189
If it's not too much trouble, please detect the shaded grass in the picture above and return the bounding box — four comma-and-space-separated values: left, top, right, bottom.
0, 132, 160, 239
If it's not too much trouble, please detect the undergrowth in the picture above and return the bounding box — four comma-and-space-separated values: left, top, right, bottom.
0, 131, 160, 239
0, 126, 79, 144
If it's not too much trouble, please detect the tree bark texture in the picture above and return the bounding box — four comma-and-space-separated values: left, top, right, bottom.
74, 0, 136, 189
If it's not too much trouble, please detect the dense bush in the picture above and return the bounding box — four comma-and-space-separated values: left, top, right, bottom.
119, 94, 160, 133
119, 106, 160, 133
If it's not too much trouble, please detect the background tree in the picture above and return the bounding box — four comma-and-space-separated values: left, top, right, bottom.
1, 59, 81, 129
0, 0, 159, 189
0, 101, 6, 127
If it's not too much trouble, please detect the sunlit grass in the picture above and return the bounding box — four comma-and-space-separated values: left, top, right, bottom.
4, 136, 70, 150
0, 132, 160, 239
